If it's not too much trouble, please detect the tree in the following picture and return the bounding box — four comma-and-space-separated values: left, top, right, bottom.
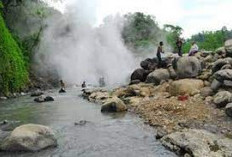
164, 24, 183, 51
122, 12, 162, 52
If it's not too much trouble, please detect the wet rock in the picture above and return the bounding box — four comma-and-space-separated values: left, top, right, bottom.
175, 56, 202, 79
34, 95, 46, 103
169, 79, 204, 96
213, 91, 232, 108
225, 103, 232, 117
0, 97, 7, 100
34, 95, 54, 103
200, 87, 214, 98
146, 69, 170, 85
225, 39, 232, 56
131, 68, 149, 82
161, 129, 232, 157
0, 124, 57, 152
44, 96, 54, 102
74, 120, 90, 126
30, 91, 44, 97
59, 88, 66, 93
101, 97, 127, 112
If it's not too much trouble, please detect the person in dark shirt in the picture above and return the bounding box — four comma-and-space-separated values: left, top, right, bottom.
82, 81, 86, 88
157, 41, 164, 67
176, 38, 183, 57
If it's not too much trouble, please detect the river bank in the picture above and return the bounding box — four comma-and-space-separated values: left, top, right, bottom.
82, 40, 232, 156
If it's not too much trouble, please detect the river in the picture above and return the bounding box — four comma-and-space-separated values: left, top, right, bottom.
0, 87, 176, 157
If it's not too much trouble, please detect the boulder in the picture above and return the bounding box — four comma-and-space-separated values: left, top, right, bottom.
88, 91, 109, 104
131, 68, 149, 82
211, 79, 222, 91
212, 58, 232, 73
146, 69, 170, 85
161, 129, 232, 157
225, 103, 232, 117
101, 97, 127, 112
44, 96, 54, 102
0, 124, 57, 152
34, 95, 54, 103
215, 47, 226, 55
200, 87, 214, 98
129, 79, 141, 85
225, 39, 232, 56
59, 88, 66, 93
169, 79, 204, 96
213, 91, 232, 108
30, 91, 44, 97
140, 58, 157, 70
34, 95, 46, 103
214, 69, 232, 82
175, 56, 202, 78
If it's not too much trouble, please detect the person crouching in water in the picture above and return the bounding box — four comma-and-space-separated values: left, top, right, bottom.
59, 80, 66, 93
188, 41, 199, 56
82, 81, 86, 88
157, 41, 165, 68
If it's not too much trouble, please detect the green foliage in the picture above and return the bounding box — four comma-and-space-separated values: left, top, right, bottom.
191, 30, 226, 51
182, 41, 191, 54
164, 24, 183, 51
122, 12, 161, 50
0, 13, 28, 95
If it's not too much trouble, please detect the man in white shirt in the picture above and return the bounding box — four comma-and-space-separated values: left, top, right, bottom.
188, 41, 199, 56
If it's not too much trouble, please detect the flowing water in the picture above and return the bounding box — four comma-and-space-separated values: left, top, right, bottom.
0, 87, 176, 157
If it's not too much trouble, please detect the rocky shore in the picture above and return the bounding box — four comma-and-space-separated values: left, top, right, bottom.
82, 39, 232, 156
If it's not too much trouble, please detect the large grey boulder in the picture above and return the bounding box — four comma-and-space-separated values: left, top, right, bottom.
101, 97, 127, 112
213, 91, 232, 108
0, 124, 57, 152
225, 39, 232, 56
161, 129, 232, 157
146, 69, 170, 85
175, 56, 202, 78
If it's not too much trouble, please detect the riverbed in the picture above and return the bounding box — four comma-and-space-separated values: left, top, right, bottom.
0, 87, 176, 157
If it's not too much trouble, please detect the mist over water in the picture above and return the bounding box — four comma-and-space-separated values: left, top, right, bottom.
36, 0, 137, 86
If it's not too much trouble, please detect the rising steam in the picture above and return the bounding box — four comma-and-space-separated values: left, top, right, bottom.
36, 0, 137, 86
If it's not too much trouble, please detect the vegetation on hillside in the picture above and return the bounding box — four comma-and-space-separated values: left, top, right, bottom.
122, 12, 165, 52
0, 2, 28, 95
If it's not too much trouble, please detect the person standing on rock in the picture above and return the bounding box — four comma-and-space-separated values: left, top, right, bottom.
157, 41, 164, 67
176, 38, 183, 57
